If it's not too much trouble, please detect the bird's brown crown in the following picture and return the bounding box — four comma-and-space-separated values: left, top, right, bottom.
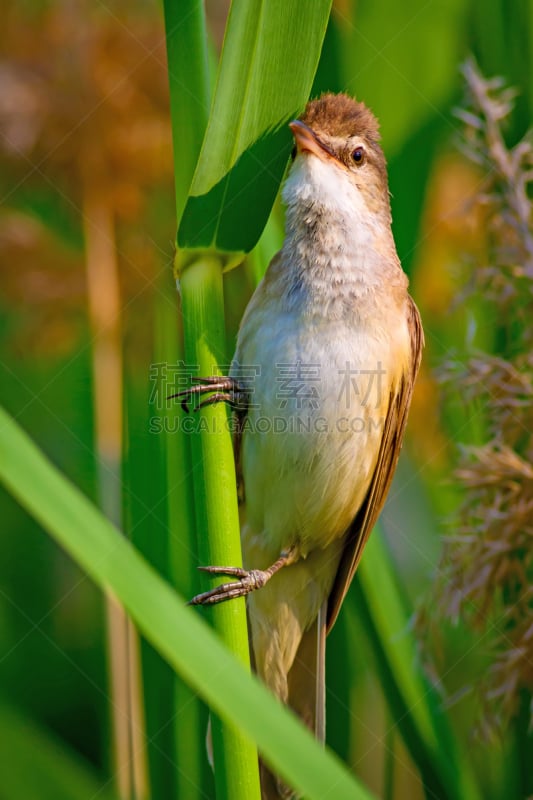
300, 93, 380, 143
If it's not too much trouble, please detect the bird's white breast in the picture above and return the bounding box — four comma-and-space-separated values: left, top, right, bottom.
235, 305, 404, 558
233, 148, 408, 561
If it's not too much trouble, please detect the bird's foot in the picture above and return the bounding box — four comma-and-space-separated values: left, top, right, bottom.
188, 565, 271, 605
168, 376, 245, 413
189, 548, 298, 606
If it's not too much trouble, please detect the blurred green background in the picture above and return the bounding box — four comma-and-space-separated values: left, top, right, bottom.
0, 0, 531, 798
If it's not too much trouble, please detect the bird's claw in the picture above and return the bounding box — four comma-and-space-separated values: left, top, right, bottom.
188, 565, 269, 605
168, 376, 244, 413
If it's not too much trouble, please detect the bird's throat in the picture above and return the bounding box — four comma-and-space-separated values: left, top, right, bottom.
279, 156, 400, 317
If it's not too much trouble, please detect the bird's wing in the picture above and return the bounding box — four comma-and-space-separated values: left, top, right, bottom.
259, 601, 327, 799
287, 598, 327, 740
232, 404, 247, 506
326, 296, 424, 632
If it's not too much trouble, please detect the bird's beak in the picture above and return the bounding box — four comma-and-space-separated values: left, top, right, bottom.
289, 120, 334, 161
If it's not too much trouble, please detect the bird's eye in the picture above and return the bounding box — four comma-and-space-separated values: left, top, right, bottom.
351, 146, 365, 165
290, 145, 297, 162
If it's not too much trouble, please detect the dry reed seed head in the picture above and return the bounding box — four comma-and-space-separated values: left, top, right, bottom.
428, 60, 533, 735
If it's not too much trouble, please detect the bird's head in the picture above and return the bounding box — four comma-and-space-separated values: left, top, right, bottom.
284, 93, 391, 224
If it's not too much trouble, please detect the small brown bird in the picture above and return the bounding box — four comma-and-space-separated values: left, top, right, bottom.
179, 93, 423, 799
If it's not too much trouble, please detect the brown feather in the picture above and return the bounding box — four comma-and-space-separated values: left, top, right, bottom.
301, 92, 381, 143
326, 296, 424, 631
233, 408, 246, 506
287, 600, 327, 741
260, 602, 327, 800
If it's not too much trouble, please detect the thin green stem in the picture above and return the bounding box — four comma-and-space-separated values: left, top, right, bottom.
179, 255, 261, 800
162, 2, 213, 795
163, 0, 210, 225
383, 724, 395, 800
157, 278, 206, 800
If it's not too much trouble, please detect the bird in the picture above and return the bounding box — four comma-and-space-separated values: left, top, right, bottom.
176, 92, 423, 799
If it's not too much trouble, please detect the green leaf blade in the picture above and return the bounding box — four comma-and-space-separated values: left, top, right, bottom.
163, 0, 211, 224
179, 0, 332, 254
178, 126, 291, 253
0, 407, 376, 800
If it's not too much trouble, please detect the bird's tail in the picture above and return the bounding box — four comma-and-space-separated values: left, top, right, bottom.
259, 601, 327, 799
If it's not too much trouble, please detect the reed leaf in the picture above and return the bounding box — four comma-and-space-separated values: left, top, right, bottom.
0, 406, 377, 800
